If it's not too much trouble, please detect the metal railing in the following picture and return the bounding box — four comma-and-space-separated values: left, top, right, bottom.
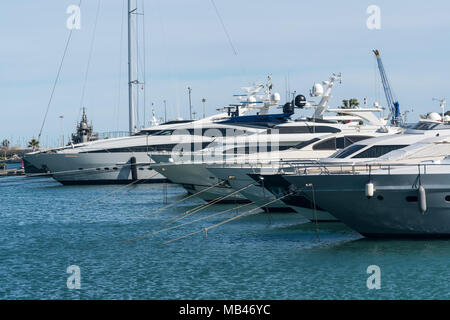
277, 160, 450, 177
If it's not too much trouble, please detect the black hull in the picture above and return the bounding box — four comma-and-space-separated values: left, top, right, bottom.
204, 199, 251, 204
58, 178, 169, 185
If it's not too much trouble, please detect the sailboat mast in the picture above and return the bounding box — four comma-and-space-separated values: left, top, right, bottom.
128, 0, 136, 134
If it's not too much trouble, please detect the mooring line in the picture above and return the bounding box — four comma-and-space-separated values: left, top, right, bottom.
161, 193, 293, 245
121, 202, 255, 244
143, 180, 226, 218
80, 179, 143, 208
80, 170, 162, 208
161, 182, 257, 226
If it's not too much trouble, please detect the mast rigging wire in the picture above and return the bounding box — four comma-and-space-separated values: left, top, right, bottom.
209, 0, 237, 56
209, 0, 247, 82
37, 0, 83, 142
79, 0, 102, 115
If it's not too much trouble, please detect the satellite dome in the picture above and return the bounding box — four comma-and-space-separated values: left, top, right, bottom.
427, 112, 441, 121
311, 83, 324, 97
271, 92, 281, 103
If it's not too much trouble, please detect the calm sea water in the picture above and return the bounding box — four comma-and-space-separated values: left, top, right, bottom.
1, 176, 450, 299
4, 162, 22, 169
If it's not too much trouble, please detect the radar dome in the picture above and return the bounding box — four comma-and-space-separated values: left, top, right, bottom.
427, 112, 442, 121
311, 83, 324, 97
271, 92, 281, 103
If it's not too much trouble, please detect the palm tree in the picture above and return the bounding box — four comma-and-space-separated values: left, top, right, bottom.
341, 98, 360, 109
28, 139, 40, 151
1, 139, 10, 149
339, 99, 361, 124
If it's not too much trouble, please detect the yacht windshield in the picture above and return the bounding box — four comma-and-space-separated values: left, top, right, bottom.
330, 144, 366, 158
411, 122, 450, 130
351, 145, 409, 158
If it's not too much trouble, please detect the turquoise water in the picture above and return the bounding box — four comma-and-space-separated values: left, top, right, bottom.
1, 176, 450, 299
3, 162, 22, 169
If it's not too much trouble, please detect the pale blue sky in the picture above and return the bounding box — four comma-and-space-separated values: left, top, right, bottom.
1, 0, 450, 147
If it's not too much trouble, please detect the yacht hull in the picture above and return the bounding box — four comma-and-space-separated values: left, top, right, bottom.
285, 173, 450, 237
248, 172, 338, 221
207, 167, 296, 212
151, 163, 248, 202
23, 152, 167, 184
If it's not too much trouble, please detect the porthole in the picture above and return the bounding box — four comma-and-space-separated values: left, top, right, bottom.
377, 195, 384, 201
445, 195, 450, 202
104, 167, 110, 170
113, 167, 118, 170
406, 196, 418, 202
78, 168, 83, 170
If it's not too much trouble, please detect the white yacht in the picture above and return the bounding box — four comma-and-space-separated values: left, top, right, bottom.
283, 132, 450, 237
23, 77, 286, 185
149, 74, 402, 204
257, 115, 450, 221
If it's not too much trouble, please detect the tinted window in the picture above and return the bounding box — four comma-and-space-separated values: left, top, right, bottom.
162, 128, 248, 136
277, 126, 311, 134
223, 144, 292, 154
321, 135, 373, 150
313, 138, 336, 150
344, 135, 373, 147
83, 142, 212, 153
336, 137, 345, 149
332, 144, 366, 158
134, 130, 161, 136
153, 130, 173, 136
293, 138, 320, 149
352, 145, 409, 159
275, 126, 341, 134
310, 126, 341, 133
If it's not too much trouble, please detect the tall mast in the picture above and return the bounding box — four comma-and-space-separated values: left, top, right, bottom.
128, 0, 136, 134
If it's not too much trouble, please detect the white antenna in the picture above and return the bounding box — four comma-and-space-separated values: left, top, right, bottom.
312, 73, 342, 118
433, 98, 447, 121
